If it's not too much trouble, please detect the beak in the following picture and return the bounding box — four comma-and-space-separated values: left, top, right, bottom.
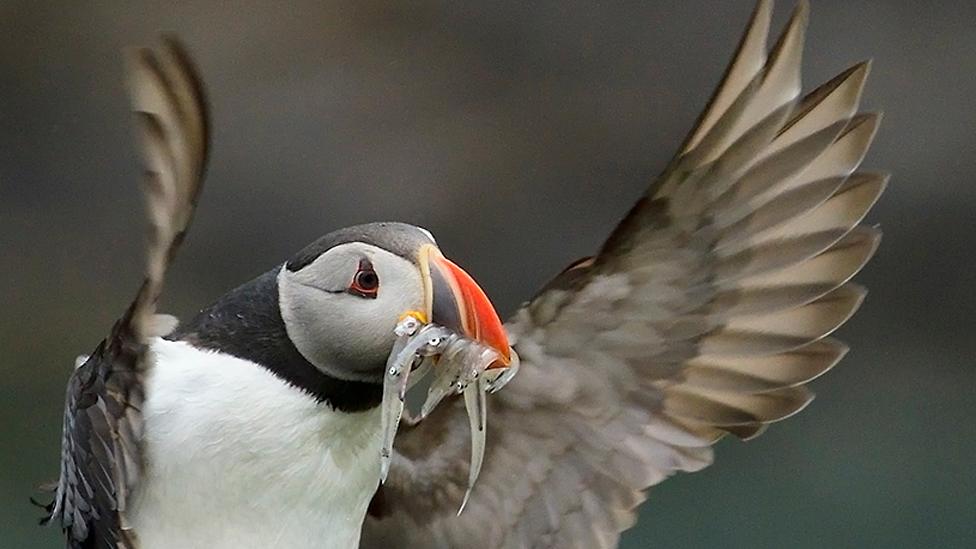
418, 245, 512, 366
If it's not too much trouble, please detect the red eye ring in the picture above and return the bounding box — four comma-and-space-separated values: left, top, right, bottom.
349, 259, 379, 299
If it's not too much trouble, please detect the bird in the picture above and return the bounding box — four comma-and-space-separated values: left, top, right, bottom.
41, 37, 512, 549
40, 1, 885, 548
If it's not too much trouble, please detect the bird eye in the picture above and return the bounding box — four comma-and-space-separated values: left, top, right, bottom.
349, 259, 379, 299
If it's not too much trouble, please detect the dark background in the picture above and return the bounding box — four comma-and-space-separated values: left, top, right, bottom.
2, 1, 973, 547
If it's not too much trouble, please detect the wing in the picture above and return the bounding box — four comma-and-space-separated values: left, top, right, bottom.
361, 1, 884, 547
42, 38, 209, 548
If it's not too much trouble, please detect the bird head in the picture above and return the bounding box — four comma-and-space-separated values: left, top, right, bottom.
277, 222, 510, 383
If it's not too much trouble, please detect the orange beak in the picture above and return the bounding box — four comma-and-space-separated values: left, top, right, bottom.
419, 245, 511, 366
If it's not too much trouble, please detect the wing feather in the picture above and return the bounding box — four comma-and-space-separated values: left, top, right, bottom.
361, 2, 883, 547
44, 38, 208, 548
680, 0, 771, 155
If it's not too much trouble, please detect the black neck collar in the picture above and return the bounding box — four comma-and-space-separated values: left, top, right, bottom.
167, 268, 383, 413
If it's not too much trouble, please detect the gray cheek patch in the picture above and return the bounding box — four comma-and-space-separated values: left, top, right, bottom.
277, 245, 427, 384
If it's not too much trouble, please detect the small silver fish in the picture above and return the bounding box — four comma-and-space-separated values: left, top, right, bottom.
379, 315, 520, 513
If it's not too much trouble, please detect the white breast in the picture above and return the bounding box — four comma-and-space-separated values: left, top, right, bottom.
129, 338, 382, 549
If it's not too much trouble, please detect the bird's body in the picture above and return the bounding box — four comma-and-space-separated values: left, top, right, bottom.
130, 337, 381, 549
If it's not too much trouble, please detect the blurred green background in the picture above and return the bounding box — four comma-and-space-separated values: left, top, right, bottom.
2, 1, 973, 547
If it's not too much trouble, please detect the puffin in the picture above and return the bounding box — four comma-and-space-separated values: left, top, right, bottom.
42, 1, 886, 548
42, 38, 511, 549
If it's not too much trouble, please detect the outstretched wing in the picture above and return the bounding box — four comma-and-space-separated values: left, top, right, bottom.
43, 38, 209, 548
361, 2, 884, 547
